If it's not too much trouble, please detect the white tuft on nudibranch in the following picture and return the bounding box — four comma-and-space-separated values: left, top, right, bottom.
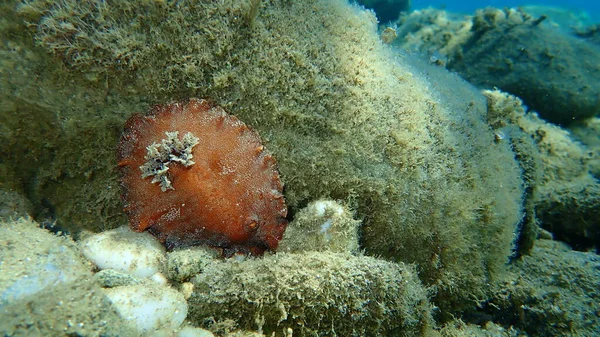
139, 131, 199, 192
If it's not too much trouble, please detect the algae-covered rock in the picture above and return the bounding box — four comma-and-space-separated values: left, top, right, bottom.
166, 246, 219, 282
0, 218, 92, 308
570, 117, 600, 179
483, 90, 543, 257
188, 252, 434, 337
2, 0, 526, 314
529, 118, 599, 252
394, 8, 473, 62
440, 320, 524, 337
395, 7, 600, 125
483, 90, 599, 251
0, 190, 34, 220
0, 218, 137, 337
537, 183, 600, 251
483, 240, 600, 336
574, 24, 600, 45
519, 5, 593, 30
0, 279, 139, 337
456, 8, 600, 125
278, 199, 360, 254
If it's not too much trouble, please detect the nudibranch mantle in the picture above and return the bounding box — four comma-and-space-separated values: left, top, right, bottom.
117, 98, 288, 255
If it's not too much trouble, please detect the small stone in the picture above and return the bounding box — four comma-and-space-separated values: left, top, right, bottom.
93, 269, 141, 288
381, 27, 397, 43
166, 247, 218, 282
180, 282, 194, 300
278, 200, 360, 254
177, 326, 214, 337
80, 226, 166, 278
103, 283, 188, 334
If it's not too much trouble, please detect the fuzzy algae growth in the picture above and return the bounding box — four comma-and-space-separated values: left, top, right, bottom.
1, 0, 529, 329
278, 199, 360, 254
188, 252, 434, 336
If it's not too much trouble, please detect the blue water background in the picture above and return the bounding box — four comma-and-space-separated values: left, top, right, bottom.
412, 0, 600, 22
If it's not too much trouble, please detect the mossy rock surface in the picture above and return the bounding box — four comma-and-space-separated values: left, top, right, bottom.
188, 252, 434, 337
3, 0, 525, 313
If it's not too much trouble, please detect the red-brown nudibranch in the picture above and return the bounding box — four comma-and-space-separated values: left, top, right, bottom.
117, 98, 288, 255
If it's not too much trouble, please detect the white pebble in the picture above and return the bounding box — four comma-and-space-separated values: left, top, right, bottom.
151, 272, 168, 286
103, 284, 188, 333
80, 226, 166, 278
177, 326, 215, 337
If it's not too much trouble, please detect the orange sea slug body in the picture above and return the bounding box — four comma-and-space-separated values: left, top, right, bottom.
117, 98, 288, 255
